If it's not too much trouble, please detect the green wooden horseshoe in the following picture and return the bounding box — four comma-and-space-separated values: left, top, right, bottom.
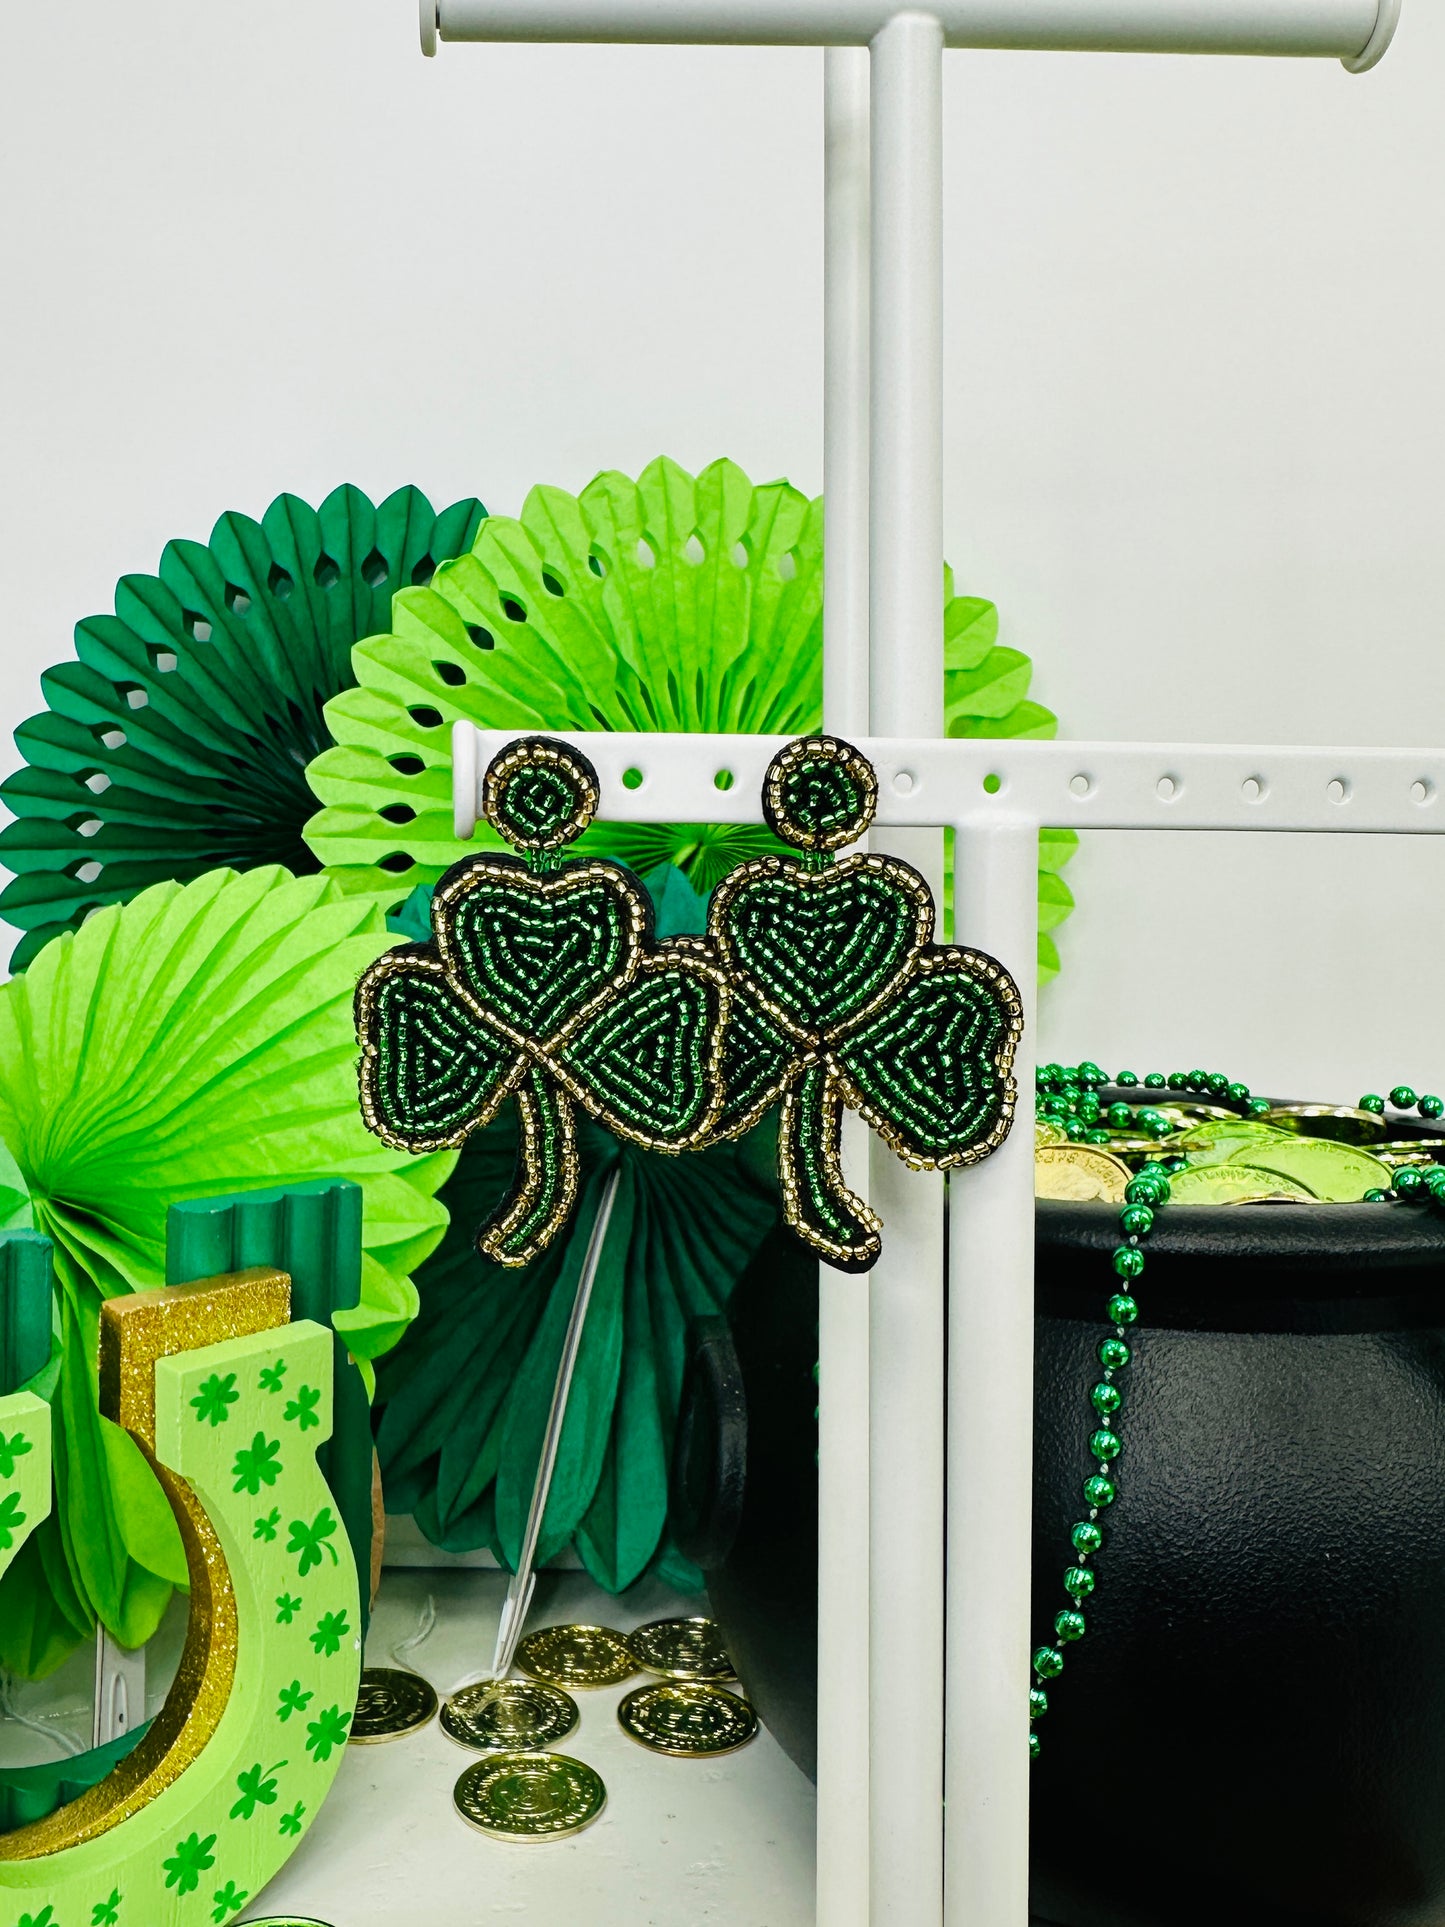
0, 1267, 360, 1926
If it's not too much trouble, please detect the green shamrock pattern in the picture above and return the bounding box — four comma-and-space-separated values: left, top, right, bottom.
356, 736, 728, 1267
0, 1321, 358, 1925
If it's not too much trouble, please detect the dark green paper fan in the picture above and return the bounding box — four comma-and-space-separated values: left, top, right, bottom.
0, 484, 485, 969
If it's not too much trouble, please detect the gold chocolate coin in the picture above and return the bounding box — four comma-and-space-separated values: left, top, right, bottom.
1230, 1138, 1392, 1203
516, 1623, 638, 1690
1375, 1141, 1445, 1169
1164, 1165, 1316, 1206
628, 1616, 735, 1682
617, 1680, 759, 1757
441, 1678, 579, 1753
1264, 1104, 1387, 1145
1034, 1144, 1132, 1204
1035, 1119, 1068, 1147
349, 1667, 438, 1744
453, 1750, 606, 1841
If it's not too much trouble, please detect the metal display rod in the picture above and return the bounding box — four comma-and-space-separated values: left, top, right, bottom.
424, 0, 1399, 68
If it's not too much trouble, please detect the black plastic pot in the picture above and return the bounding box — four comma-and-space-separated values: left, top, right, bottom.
676, 1187, 1445, 1926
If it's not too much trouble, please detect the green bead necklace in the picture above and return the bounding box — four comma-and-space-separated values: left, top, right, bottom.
1028, 1061, 1445, 1761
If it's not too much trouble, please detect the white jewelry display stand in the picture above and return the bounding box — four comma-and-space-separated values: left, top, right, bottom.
433, 4, 1417, 1922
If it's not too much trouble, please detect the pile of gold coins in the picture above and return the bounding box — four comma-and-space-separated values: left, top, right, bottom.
1035, 1100, 1443, 1205
349, 1616, 754, 1843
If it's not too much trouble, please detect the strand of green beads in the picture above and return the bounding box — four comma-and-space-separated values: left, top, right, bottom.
1358, 1084, 1445, 1123
1029, 1061, 1254, 1761
1028, 1152, 1170, 1760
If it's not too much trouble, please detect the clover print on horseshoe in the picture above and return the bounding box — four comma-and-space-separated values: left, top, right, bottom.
703, 735, 1025, 1271
355, 736, 730, 1266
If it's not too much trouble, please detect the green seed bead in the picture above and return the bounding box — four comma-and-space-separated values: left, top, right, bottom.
1033, 1646, 1065, 1680
1090, 1427, 1121, 1462
1107, 1293, 1139, 1327
1078, 1061, 1106, 1090
1098, 1338, 1131, 1370
1119, 1204, 1154, 1238
1207, 1072, 1230, 1096
1078, 1096, 1102, 1126
1107, 1103, 1135, 1129
1029, 1731, 1041, 1761
1084, 1128, 1112, 1146
1112, 1245, 1145, 1279
1118, 1071, 1139, 1088
1391, 1086, 1419, 1110
1029, 1685, 1049, 1718
1227, 1082, 1250, 1105
1363, 1188, 1390, 1203
1144, 1072, 1167, 1089
1420, 1095, 1444, 1120
1360, 1094, 1386, 1115
1168, 1072, 1189, 1091
1248, 1097, 1274, 1118
1063, 1565, 1096, 1599
1091, 1381, 1122, 1415
1055, 1609, 1086, 1643
1071, 1521, 1103, 1554
1187, 1069, 1208, 1093
1064, 1118, 1086, 1141
1394, 1167, 1425, 1198
1084, 1474, 1116, 1508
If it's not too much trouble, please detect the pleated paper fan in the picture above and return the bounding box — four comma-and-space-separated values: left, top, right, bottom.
304, 454, 1076, 976
0, 484, 485, 970
0, 866, 453, 1678
376, 1105, 779, 1594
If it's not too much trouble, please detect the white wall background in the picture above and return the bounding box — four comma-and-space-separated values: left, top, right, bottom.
1, 0, 1441, 1096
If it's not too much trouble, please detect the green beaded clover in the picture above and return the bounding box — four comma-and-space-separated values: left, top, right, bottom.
703, 736, 1024, 1271
356, 736, 729, 1266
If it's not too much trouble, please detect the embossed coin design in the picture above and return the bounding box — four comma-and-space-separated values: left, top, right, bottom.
441, 1679, 580, 1753
453, 1751, 607, 1841
1164, 1164, 1315, 1206
628, 1616, 736, 1681
516, 1624, 638, 1689
1034, 1144, 1132, 1203
617, 1681, 759, 1757
348, 1667, 439, 1744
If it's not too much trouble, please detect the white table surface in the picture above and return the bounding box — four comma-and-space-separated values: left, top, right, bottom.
237, 1565, 817, 1925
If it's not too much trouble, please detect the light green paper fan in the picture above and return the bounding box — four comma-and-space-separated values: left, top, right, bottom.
0, 866, 453, 1677
303, 455, 1077, 977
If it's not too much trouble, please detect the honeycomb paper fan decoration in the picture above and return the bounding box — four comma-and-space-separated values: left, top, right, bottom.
0, 866, 453, 1677
375, 1105, 779, 1593
303, 454, 1076, 974
0, 484, 486, 971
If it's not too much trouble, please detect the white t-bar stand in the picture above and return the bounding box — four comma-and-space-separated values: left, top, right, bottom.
430, 6, 1402, 1925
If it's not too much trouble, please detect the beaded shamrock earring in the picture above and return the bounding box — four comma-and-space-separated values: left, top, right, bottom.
701, 735, 1024, 1271
355, 736, 729, 1266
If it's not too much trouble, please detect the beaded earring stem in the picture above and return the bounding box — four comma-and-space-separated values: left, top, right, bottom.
355, 736, 729, 1266
702, 735, 1024, 1271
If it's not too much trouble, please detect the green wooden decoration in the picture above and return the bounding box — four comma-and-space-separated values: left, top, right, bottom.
0, 485, 486, 971
705, 736, 1026, 1271
356, 738, 728, 1266
0, 1279, 359, 1924
167, 1181, 374, 1638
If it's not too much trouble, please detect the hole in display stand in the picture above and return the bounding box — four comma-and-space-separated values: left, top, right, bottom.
1326, 777, 1350, 805
1156, 775, 1179, 801
1069, 774, 1092, 798
1241, 776, 1267, 803
982, 773, 1002, 795
713, 769, 734, 792
1411, 779, 1436, 805
622, 767, 644, 792
893, 770, 915, 796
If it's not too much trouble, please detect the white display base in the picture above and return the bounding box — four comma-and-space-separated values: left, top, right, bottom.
238, 1566, 816, 1925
